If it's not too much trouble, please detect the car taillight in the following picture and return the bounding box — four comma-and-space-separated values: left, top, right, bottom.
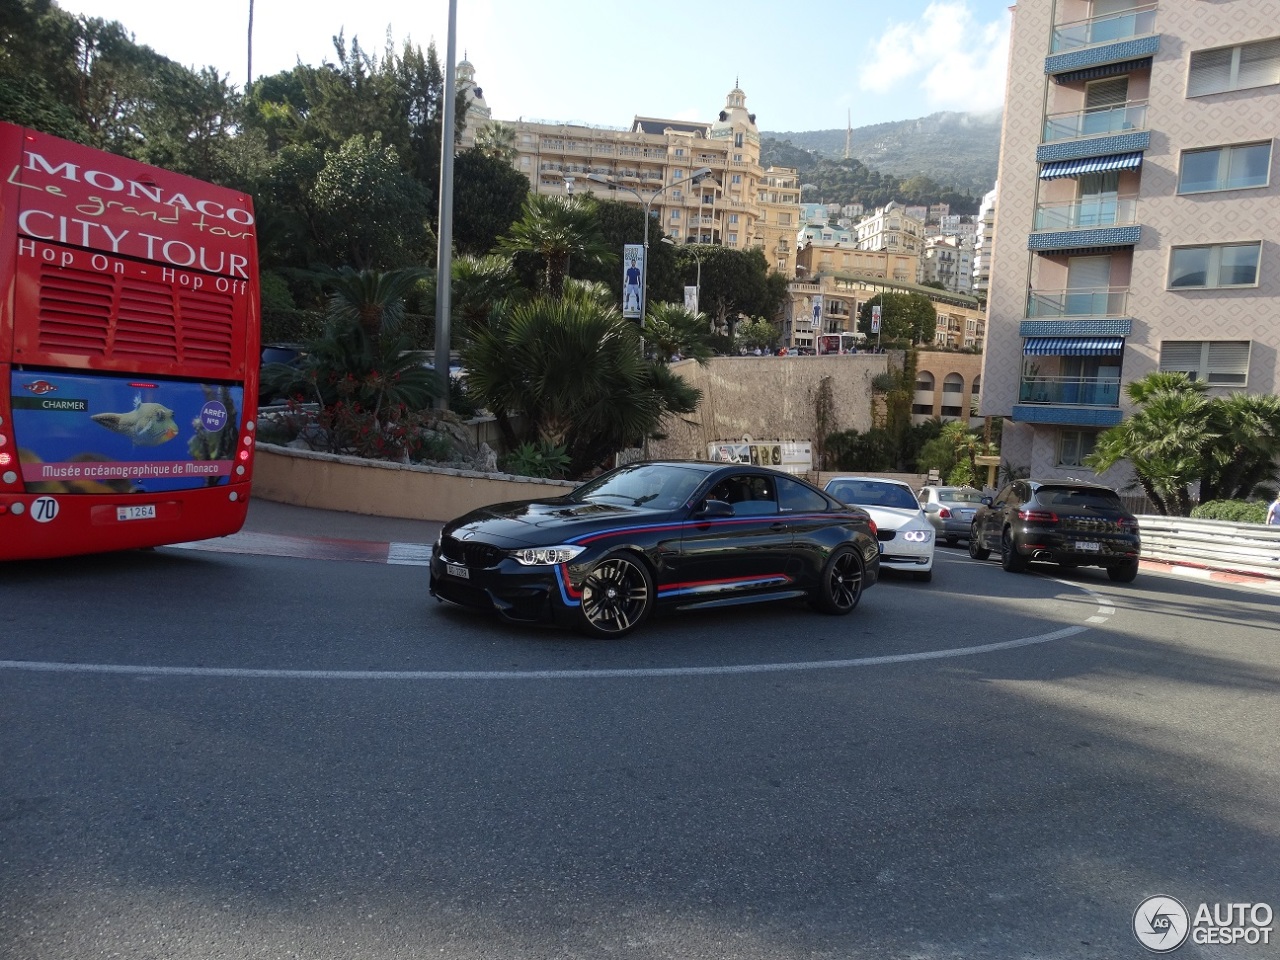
1018, 508, 1058, 524
938, 506, 951, 518
867, 519, 878, 538
1118, 518, 1139, 532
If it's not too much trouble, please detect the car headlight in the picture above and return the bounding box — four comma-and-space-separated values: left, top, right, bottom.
901, 529, 933, 543
510, 545, 587, 566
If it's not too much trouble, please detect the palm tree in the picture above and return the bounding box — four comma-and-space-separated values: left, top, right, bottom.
450, 254, 522, 336
642, 302, 715, 363
463, 295, 700, 476
1200, 391, 1280, 502
474, 121, 518, 163
496, 194, 615, 299
318, 265, 429, 353
1086, 373, 1213, 515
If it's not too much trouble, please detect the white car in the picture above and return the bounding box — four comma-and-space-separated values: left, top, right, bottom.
824, 476, 935, 582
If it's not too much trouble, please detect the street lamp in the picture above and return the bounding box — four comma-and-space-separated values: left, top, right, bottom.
586, 166, 713, 324
661, 235, 701, 317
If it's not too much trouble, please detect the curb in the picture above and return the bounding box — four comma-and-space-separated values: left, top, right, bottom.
1140, 559, 1280, 593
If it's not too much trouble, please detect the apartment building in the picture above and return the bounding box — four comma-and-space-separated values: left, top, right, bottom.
501, 84, 800, 277
456, 58, 491, 152
972, 186, 998, 300
980, 0, 1280, 481
855, 202, 926, 258
921, 235, 976, 295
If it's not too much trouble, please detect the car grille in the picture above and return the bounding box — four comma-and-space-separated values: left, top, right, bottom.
440, 536, 507, 568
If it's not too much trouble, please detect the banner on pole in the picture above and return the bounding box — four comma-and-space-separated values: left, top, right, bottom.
622, 244, 644, 319
684, 286, 699, 315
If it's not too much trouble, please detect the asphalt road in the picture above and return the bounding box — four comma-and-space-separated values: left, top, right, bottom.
3, 537, 1279, 959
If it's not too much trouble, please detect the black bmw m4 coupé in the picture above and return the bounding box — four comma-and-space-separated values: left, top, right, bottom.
430, 460, 881, 638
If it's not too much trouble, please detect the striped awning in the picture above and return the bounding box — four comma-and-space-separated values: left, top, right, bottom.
1039, 152, 1144, 180
1053, 57, 1153, 84
1024, 336, 1125, 356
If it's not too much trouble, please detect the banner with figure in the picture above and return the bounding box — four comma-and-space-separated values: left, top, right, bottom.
622, 244, 644, 319
684, 286, 699, 314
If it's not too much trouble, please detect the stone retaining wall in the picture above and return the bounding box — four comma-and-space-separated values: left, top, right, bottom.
252, 444, 576, 521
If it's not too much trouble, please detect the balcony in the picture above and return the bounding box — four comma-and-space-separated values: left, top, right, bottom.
1051, 4, 1157, 53
1026, 287, 1129, 319
1043, 101, 1148, 143
1032, 195, 1139, 231
1018, 376, 1121, 406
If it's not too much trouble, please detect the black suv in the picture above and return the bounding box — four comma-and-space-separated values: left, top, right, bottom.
969, 479, 1141, 582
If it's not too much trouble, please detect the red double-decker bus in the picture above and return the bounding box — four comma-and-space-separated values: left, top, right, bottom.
0, 121, 261, 560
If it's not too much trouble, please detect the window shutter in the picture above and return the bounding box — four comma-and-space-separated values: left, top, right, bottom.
1206, 340, 1250, 384
1238, 39, 1280, 89
1160, 341, 1203, 375
1085, 77, 1129, 108
1188, 48, 1234, 96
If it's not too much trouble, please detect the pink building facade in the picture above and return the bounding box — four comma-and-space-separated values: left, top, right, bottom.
981, 0, 1280, 481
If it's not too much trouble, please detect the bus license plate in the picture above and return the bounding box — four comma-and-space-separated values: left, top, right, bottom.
117, 504, 157, 522
446, 563, 470, 579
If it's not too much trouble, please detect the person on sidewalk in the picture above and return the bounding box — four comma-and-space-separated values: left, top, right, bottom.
1267, 492, 1280, 525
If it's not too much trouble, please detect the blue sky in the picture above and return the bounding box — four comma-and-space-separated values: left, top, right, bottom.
55, 0, 1013, 131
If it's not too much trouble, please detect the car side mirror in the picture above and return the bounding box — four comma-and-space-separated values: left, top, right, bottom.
695, 499, 734, 519
981, 497, 993, 506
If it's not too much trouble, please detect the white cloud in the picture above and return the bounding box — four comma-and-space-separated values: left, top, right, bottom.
857, 1, 1011, 113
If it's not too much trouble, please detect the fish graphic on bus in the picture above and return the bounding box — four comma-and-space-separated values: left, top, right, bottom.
90, 400, 180, 446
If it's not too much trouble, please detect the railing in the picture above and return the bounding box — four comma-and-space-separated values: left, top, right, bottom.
1018, 376, 1121, 405
1138, 516, 1280, 581
1042, 101, 1148, 142
1052, 3, 1158, 51
1026, 287, 1129, 318
1033, 195, 1139, 231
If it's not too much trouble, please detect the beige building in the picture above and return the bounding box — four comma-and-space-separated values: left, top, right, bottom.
856, 202, 926, 260
456, 58, 491, 152
914, 351, 985, 425
981, 0, 1280, 481
501, 85, 800, 277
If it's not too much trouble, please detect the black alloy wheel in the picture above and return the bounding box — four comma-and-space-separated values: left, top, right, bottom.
1107, 557, 1140, 583
969, 523, 991, 560
812, 546, 864, 615
1001, 528, 1028, 572
578, 553, 654, 638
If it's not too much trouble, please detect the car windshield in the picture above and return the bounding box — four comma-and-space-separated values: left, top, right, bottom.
572, 463, 705, 508
940, 489, 984, 504
1038, 487, 1125, 511
828, 480, 919, 510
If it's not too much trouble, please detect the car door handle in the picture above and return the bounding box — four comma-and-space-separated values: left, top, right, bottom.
770, 522, 787, 531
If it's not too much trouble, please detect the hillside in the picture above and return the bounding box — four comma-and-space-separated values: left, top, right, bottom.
761, 110, 1002, 201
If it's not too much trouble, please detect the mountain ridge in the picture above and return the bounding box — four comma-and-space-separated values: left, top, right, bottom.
761, 109, 1002, 200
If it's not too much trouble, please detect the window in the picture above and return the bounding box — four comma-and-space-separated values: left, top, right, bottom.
1159, 340, 1250, 386
1169, 242, 1260, 288
1178, 142, 1272, 193
734, 133, 743, 148
1188, 38, 1280, 96
729, 214, 739, 224
669, 210, 681, 222
1057, 430, 1098, 467
777, 476, 827, 513
731, 174, 741, 185
673, 170, 684, 180
675, 148, 685, 157
733, 153, 743, 162
728, 233, 738, 244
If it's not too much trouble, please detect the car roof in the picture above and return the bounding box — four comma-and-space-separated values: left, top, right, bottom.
826, 475, 913, 489
1027, 478, 1118, 491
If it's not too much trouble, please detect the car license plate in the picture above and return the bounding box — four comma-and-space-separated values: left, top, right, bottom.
117, 504, 157, 522
877, 542, 884, 554
958, 509, 974, 519
445, 563, 470, 579
1076, 541, 1100, 552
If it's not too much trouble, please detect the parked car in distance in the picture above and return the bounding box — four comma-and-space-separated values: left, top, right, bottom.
917, 485, 985, 545
824, 476, 935, 582
969, 479, 1140, 582
430, 460, 881, 638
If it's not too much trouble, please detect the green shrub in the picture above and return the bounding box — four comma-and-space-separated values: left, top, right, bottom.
1190, 499, 1268, 523
500, 441, 570, 480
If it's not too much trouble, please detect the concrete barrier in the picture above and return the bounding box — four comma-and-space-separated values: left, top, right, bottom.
251, 444, 577, 521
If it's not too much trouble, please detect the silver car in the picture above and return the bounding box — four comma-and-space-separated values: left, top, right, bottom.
917, 485, 985, 546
